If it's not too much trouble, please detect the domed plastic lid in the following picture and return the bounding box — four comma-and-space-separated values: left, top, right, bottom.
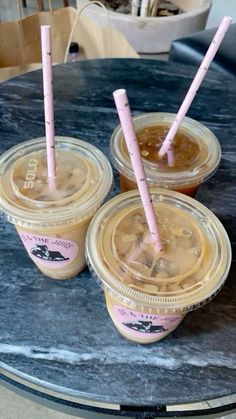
86, 189, 231, 313
0, 137, 113, 227
110, 113, 221, 189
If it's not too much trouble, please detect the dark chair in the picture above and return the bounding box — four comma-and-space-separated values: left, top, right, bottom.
169, 23, 236, 77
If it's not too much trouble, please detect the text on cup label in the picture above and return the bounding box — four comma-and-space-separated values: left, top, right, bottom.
24, 159, 39, 189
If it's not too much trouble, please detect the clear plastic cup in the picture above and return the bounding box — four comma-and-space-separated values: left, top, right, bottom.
86, 189, 231, 344
0, 137, 113, 280
110, 112, 221, 197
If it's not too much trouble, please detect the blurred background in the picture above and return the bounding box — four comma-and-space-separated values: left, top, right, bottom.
0, 0, 235, 28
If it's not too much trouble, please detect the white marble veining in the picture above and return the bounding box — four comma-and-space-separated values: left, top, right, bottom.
0, 59, 235, 415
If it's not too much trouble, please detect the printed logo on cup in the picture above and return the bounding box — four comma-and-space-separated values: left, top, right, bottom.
113, 305, 183, 340
19, 232, 78, 268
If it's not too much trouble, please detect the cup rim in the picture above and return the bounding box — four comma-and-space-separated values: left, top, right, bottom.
110, 112, 221, 189
86, 188, 231, 314
0, 136, 113, 227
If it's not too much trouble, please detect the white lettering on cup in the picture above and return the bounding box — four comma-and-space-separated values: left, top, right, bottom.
24, 159, 39, 189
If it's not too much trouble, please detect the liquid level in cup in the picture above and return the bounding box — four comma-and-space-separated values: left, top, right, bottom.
6, 149, 97, 279
120, 173, 199, 197
0, 137, 113, 280
110, 113, 221, 197
86, 190, 231, 344
137, 124, 200, 169
120, 123, 206, 197
103, 203, 210, 343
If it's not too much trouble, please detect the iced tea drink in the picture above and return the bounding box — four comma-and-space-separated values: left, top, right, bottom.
110, 113, 221, 197
0, 137, 113, 279
86, 189, 231, 344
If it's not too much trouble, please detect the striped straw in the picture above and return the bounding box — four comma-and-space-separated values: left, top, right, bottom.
41, 25, 56, 183
158, 16, 232, 162
113, 89, 163, 253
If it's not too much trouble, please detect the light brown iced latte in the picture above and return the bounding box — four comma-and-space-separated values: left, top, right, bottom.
86, 189, 231, 343
0, 137, 113, 279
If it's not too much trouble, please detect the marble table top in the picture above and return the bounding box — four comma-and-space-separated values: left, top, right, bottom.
0, 59, 235, 418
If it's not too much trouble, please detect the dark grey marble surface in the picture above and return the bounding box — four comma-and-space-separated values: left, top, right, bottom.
0, 59, 235, 412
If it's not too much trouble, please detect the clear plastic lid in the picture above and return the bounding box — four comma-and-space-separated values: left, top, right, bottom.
110, 113, 221, 188
0, 137, 113, 227
86, 189, 231, 314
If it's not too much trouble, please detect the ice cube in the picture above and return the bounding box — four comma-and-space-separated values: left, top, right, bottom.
159, 284, 167, 292
143, 283, 159, 294
143, 233, 153, 245
159, 258, 178, 276
189, 246, 202, 257
168, 283, 182, 292
181, 277, 197, 289
177, 237, 191, 249
151, 257, 178, 278
129, 262, 152, 276
115, 233, 136, 256
155, 271, 169, 280
118, 232, 136, 243
171, 226, 192, 238
133, 219, 146, 233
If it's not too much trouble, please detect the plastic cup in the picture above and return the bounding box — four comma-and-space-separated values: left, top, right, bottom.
110, 112, 221, 197
0, 137, 113, 280
86, 189, 231, 344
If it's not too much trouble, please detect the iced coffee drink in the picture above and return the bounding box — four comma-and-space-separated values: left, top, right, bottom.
86, 189, 231, 344
110, 113, 221, 197
0, 137, 113, 279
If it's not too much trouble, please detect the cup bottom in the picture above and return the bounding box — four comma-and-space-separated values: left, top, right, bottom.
105, 292, 185, 344
38, 263, 87, 280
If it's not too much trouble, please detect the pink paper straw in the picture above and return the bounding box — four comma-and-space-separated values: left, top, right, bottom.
113, 89, 163, 253
41, 25, 56, 182
158, 15, 232, 161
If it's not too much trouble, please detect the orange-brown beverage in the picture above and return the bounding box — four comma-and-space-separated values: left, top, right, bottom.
110, 113, 221, 197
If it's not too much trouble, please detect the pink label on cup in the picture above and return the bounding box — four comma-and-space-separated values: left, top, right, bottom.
19, 232, 78, 269
113, 305, 183, 340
